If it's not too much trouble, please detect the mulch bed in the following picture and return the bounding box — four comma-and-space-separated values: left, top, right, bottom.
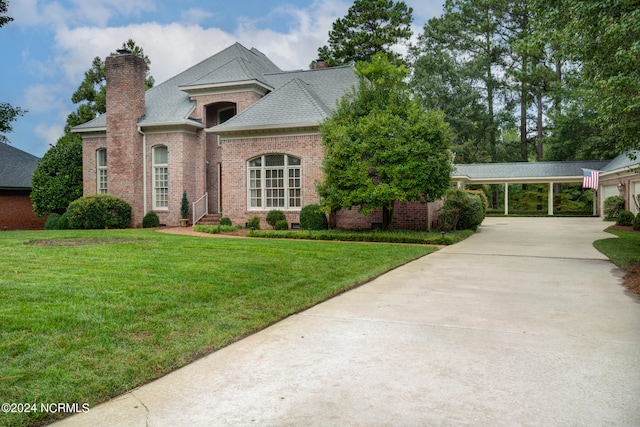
605, 224, 640, 296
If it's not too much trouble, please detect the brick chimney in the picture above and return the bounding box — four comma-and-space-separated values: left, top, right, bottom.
105, 50, 146, 226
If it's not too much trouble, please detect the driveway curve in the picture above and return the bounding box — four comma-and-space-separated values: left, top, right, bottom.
55, 217, 640, 426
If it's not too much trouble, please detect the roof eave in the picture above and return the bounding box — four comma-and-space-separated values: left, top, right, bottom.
179, 80, 273, 95
207, 122, 320, 134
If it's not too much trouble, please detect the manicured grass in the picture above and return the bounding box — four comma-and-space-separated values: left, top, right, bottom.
594, 228, 640, 269
0, 229, 435, 427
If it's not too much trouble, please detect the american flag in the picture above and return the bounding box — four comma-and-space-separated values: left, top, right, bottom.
582, 169, 600, 190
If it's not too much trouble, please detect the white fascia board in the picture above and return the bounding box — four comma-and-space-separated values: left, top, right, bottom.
179, 80, 273, 95
206, 122, 319, 134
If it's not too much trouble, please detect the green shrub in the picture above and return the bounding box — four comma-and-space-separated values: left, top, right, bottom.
441, 189, 484, 230
44, 213, 61, 230
274, 219, 288, 230
193, 224, 239, 234
180, 191, 190, 219
634, 213, 640, 231
142, 211, 160, 228
300, 204, 329, 230
247, 215, 260, 230
266, 210, 286, 228
219, 217, 232, 226
66, 194, 132, 229
617, 210, 634, 226
603, 195, 625, 220
57, 212, 70, 230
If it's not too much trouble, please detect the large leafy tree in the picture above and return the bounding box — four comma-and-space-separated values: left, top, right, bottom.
65, 39, 154, 132
318, 54, 454, 230
30, 133, 83, 216
534, 0, 640, 155
0, 0, 26, 143
317, 0, 413, 67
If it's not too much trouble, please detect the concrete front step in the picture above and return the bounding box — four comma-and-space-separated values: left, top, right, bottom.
196, 214, 222, 225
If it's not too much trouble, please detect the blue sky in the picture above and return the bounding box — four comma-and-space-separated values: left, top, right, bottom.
1, 0, 444, 158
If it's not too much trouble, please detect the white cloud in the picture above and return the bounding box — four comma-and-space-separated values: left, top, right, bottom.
23, 84, 67, 114
180, 8, 215, 25
35, 122, 65, 147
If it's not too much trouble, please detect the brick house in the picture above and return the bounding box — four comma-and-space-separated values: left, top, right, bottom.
72, 43, 442, 229
0, 143, 46, 230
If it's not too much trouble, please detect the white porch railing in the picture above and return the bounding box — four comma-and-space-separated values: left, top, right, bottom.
193, 192, 208, 224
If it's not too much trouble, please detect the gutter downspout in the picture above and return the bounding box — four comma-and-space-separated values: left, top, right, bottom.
138, 126, 147, 215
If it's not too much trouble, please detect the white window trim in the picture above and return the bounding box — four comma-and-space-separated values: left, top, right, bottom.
247, 154, 302, 211
152, 146, 169, 210
96, 148, 107, 194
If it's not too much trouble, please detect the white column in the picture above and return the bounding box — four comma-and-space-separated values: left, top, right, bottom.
548, 182, 554, 215
504, 183, 509, 215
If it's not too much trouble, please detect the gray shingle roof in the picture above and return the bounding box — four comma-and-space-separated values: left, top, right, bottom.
453, 160, 612, 183
601, 151, 639, 173
0, 143, 40, 189
72, 43, 357, 133
73, 43, 283, 131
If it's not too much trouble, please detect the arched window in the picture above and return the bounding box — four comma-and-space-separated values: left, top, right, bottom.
96, 148, 107, 194
248, 154, 301, 209
153, 146, 168, 209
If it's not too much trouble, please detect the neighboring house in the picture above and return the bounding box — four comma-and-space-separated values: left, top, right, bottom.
0, 143, 46, 230
72, 43, 441, 230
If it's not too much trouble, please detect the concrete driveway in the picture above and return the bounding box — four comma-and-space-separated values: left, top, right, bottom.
54, 217, 640, 426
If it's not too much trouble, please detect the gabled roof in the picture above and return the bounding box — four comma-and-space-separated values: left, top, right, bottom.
0, 143, 40, 190
601, 151, 639, 173
73, 43, 283, 132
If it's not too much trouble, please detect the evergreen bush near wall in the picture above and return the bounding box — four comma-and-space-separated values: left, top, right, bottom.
441, 189, 485, 231
44, 213, 61, 230
266, 210, 286, 228
300, 204, 329, 230
142, 211, 160, 228
66, 194, 132, 229
603, 196, 625, 220
274, 220, 289, 230
634, 213, 640, 230
616, 210, 634, 226
247, 215, 260, 230
180, 191, 190, 219
57, 212, 70, 230
219, 217, 232, 226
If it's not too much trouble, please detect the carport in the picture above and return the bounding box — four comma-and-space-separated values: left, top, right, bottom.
451, 160, 610, 215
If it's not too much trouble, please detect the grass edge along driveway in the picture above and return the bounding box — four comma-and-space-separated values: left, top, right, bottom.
0, 229, 437, 427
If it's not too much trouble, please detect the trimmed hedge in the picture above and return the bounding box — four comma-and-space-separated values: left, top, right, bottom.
44, 213, 61, 230
300, 204, 328, 230
603, 196, 625, 221
440, 189, 485, 231
274, 219, 288, 230
617, 210, 634, 226
219, 217, 232, 226
266, 210, 286, 228
57, 212, 70, 230
247, 215, 260, 230
248, 229, 475, 245
634, 213, 640, 231
194, 224, 240, 234
142, 211, 160, 228
66, 194, 132, 229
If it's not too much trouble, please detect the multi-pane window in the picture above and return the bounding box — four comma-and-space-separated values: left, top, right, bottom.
96, 148, 107, 194
153, 146, 168, 209
248, 154, 301, 209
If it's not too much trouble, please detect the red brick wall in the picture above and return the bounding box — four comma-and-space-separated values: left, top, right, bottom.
105, 53, 147, 226
0, 191, 45, 230
220, 132, 324, 228
334, 200, 443, 231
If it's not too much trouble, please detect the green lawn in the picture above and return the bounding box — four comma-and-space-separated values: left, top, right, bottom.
594, 228, 640, 269
0, 229, 436, 427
